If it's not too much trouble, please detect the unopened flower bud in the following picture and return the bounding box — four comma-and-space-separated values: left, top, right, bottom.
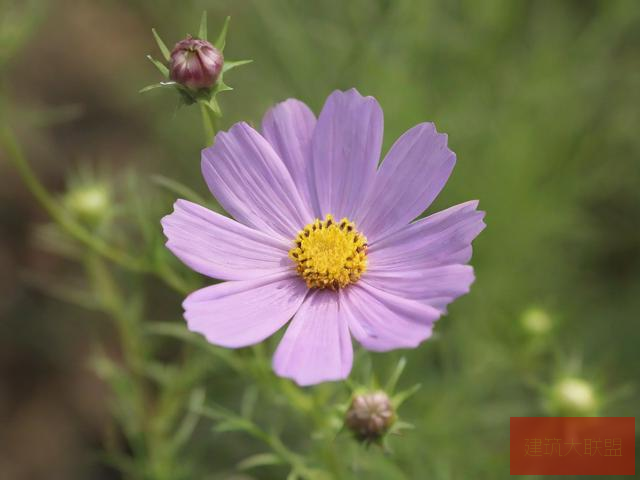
521, 307, 552, 335
548, 377, 598, 416
169, 35, 223, 90
345, 391, 395, 442
64, 183, 110, 225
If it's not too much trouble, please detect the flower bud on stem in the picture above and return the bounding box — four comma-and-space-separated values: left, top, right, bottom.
169, 35, 223, 90
142, 13, 252, 146
345, 391, 396, 443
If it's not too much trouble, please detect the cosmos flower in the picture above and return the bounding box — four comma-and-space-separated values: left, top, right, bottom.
162, 89, 485, 386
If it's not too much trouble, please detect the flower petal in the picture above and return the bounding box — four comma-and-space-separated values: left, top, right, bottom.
343, 282, 440, 352
273, 290, 352, 386
310, 89, 383, 219
368, 201, 485, 271
202, 122, 313, 240
363, 265, 475, 313
365, 201, 484, 312
162, 199, 292, 281
356, 123, 456, 240
184, 273, 307, 348
262, 99, 317, 214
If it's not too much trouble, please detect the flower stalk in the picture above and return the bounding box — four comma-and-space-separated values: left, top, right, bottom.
0, 125, 190, 294
0, 126, 146, 271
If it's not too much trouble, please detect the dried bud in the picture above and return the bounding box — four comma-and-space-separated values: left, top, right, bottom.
345, 391, 395, 442
169, 35, 223, 90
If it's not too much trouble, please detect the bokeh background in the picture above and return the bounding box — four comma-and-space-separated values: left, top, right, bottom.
1, 0, 639, 479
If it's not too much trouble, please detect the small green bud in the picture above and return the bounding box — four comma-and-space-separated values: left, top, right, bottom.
63, 183, 110, 225
548, 377, 599, 416
521, 307, 552, 335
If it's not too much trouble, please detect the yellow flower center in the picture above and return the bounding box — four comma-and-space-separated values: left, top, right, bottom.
289, 215, 368, 290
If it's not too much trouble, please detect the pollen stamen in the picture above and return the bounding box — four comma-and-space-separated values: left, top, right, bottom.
289, 214, 368, 290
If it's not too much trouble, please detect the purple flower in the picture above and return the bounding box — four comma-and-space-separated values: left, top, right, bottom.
161, 89, 485, 386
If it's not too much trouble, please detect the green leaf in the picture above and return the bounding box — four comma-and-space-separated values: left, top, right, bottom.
188, 388, 206, 410
214, 417, 253, 433
240, 385, 259, 419
170, 389, 205, 451
146, 55, 169, 77
237, 453, 284, 471
141, 361, 177, 385
198, 11, 207, 40
223, 59, 253, 73
150, 174, 207, 204
194, 404, 228, 421
144, 322, 203, 344
214, 16, 231, 51
286, 471, 301, 480
145, 322, 243, 371
21, 269, 100, 311
151, 28, 171, 61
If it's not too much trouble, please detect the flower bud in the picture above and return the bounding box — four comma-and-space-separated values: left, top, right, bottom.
169, 35, 223, 90
345, 391, 395, 442
521, 307, 552, 336
64, 183, 111, 225
548, 377, 598, 416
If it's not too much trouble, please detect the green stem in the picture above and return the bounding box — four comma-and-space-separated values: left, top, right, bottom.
85, 254, 150, 468
1, 126, 147, 271
0, 125, 190, 294
200, 103, 218, 146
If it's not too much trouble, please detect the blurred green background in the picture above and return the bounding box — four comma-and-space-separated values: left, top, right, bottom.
1, 0, 639, 479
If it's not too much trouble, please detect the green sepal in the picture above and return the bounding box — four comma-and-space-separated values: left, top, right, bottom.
139, 81, 177, 93
215, 79, 233, 93
385, 357, 407, 394
176, 87, 198, 105
392, 383, 421, 408
151, 28, 171, 61
223, 59, 253, 73
198, 11, 208, 40
214, 16, 230, 51
146, 55, 169, 78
